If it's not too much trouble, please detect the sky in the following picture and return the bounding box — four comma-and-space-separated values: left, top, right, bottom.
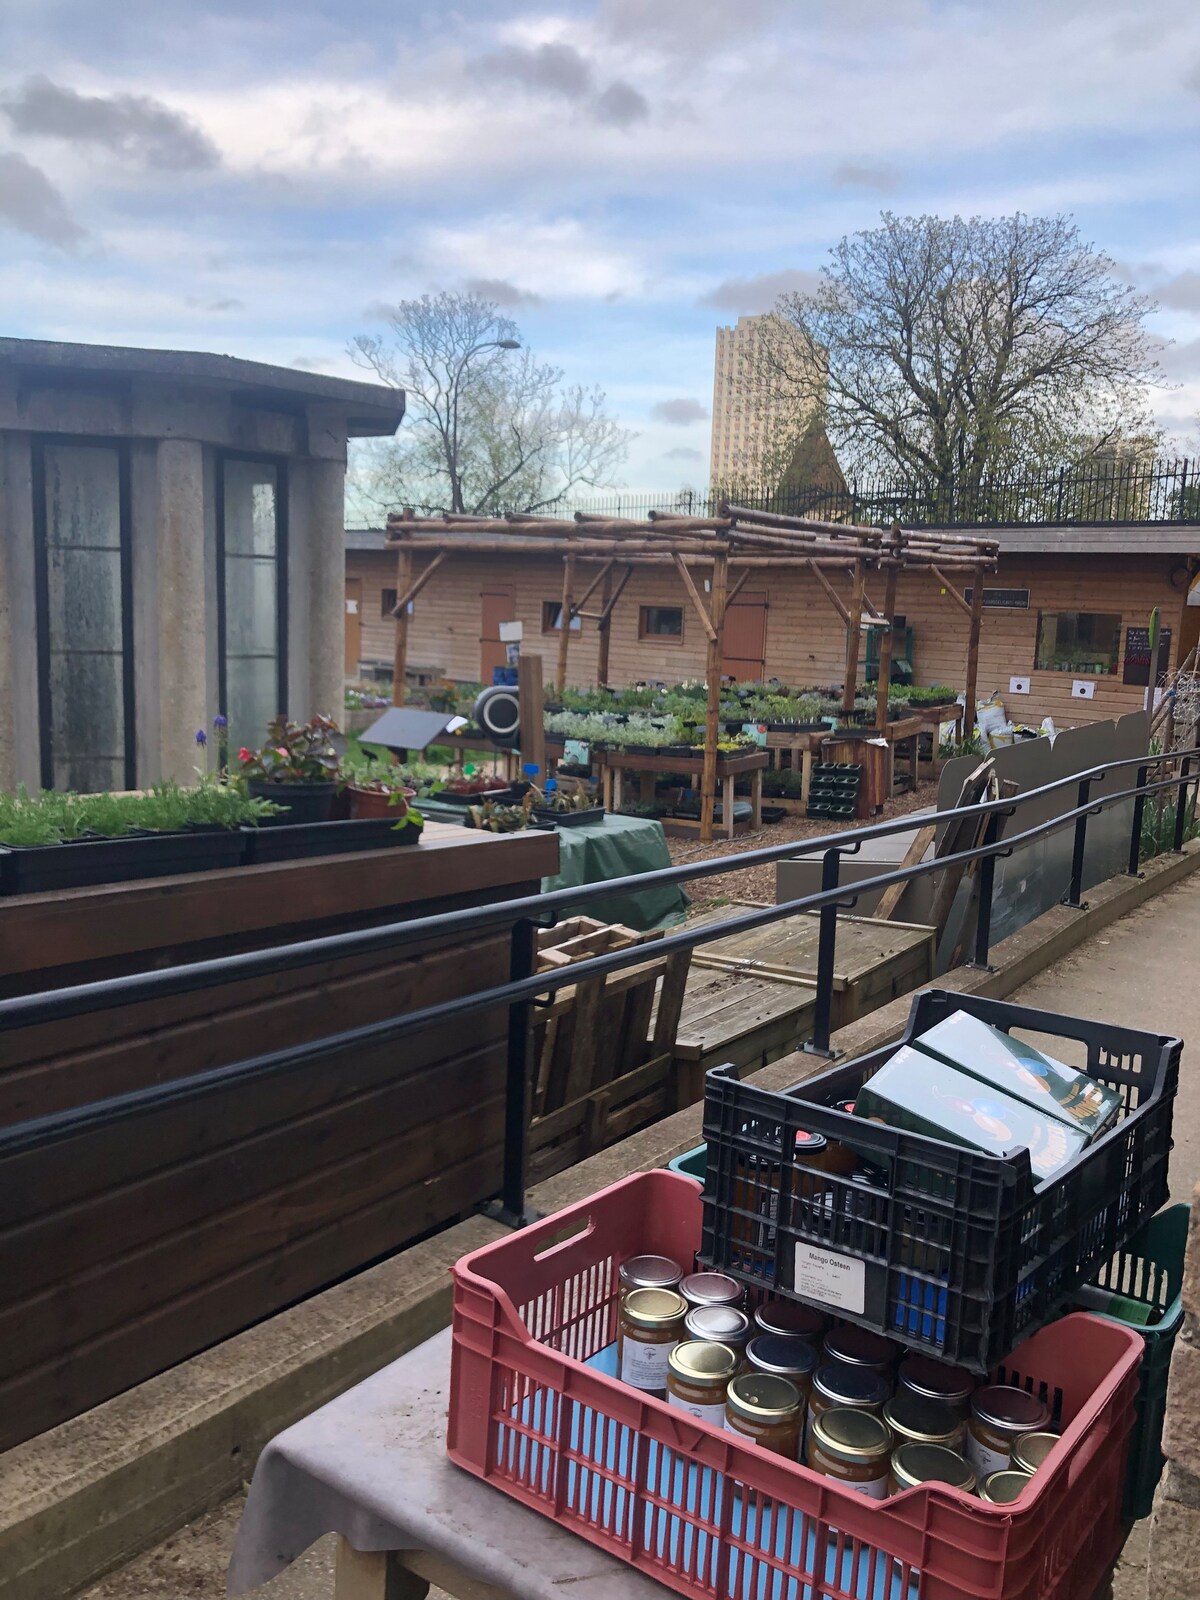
2, 0, 1200, 489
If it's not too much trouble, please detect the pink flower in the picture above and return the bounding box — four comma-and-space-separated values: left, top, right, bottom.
238, 747, 251, 762
275, 747, 288, 759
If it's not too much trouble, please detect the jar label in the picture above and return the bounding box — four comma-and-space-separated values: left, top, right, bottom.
965, 1430, 1011, 1480
793, 1241, 866, 1314
668, 1393, 726, 1426
847, 1474, 889, 1500
620, 1338, 671, 1391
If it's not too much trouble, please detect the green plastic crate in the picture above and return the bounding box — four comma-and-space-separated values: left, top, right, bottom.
667, 1143, 706, 1182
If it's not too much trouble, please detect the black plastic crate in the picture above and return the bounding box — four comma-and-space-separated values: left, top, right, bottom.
697, 989, 1180, 1372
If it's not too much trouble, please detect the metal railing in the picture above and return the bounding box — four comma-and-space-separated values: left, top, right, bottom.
1, 749, 1197, 1228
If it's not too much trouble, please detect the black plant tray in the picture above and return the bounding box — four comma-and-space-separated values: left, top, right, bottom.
531, 806, 605, 828
0, 827, 247, 895
434, 787, 516, 807
242, 817, 421, 865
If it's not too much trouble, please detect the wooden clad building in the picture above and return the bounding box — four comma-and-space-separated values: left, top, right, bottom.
345, 524, 1200, 728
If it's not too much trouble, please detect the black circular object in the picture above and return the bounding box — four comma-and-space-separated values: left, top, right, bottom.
473, 686, 521, 748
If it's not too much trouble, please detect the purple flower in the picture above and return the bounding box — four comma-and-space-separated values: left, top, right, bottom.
195, 728, 207, 746
213, 714, 228, 730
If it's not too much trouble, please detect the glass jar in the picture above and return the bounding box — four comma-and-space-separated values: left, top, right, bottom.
807, 1361, 890, 1455
617, 1287, 687, 1396
966, 1386, 1052, 1481
744, 1335, 817, 1404
979, 1469, 1034, 1504
882, 1390, 966, 1453
725, 1373, 803, 1459
823, 1326, 897, 1378
685, 1305, 750, 1358
680, 1271, 742, 1311
618, 1254, 682, 1305
753, 1300, 829, 1343
897, 1354, 977, 1418
889, 1442, 977, 1496
807, 1407, 892, 1498
666, 1340, 739, 1425
1011, 1431, 1060, 1476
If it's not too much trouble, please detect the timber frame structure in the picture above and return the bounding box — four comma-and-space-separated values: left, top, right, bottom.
384, 504, 998, 843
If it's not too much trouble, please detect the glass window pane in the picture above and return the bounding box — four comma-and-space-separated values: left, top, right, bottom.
221, 458, 282, 750
44, 444, 121, 551
48, 649, 126, 791
46, 547, 123, 654
225, 556, 278, 657
227, 655, 281, 751
223, 461, 278, 555
1035, 612, 1121, 674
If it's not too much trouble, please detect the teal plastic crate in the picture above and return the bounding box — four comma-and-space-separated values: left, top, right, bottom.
667, 1143, 706, 1182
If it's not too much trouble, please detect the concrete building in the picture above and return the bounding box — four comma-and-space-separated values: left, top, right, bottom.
0, 337, 403, 791
709, 312, 817, 489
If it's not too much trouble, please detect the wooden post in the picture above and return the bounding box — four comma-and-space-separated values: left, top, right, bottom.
555, 550, 576, 696
841, 558, 867, 715
596, 564, 613, 688
875, 565, 899, 732
518, 652, 546, 783
700, 549, 730, 844
390, 545, 413, 707
964, 563, 985, 739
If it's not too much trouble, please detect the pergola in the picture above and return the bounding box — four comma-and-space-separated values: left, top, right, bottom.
384, 505, 998, 842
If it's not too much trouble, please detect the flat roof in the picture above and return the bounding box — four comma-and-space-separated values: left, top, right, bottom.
0, 336, 404, 437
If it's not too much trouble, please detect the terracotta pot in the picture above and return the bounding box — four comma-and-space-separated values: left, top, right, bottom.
346, 784, 414, 821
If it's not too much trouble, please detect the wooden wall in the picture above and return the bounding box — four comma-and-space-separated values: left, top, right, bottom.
347, 546, 1191, 728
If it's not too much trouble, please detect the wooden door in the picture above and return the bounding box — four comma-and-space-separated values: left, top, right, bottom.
722, 592, 767, 680
480, 587, 516, 681
344, 579, 363, 676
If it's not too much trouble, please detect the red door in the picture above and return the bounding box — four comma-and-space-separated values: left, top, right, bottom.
480, 588, 516, 681
722, 592, 767, 680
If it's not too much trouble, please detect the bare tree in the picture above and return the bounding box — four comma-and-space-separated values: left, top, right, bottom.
754, 213, 1161, 496
349, 291, 631, 514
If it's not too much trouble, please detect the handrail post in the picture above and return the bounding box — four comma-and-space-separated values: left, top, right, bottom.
805, 848, 843, 1058
1128, 764, 1149, 875
969, 812, 1003, 969
486, 915, 538, 1228
1174, 755, 1193, 853
1063, 778, 1092, 908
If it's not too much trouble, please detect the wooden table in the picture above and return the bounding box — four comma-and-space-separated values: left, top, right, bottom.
764, 728, 828, 804
599, 748, 769, 839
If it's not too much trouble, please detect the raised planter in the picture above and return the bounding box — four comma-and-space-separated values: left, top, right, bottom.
241, 816, 421, 865
0, 827, 247, 896
246, 779, 338, 825
531, 806, 605, 829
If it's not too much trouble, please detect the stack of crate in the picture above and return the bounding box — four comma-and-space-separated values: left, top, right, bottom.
806, 762, 862, 819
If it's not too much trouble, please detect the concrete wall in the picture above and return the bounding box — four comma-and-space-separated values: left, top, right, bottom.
1147, 1187, 1200, 1598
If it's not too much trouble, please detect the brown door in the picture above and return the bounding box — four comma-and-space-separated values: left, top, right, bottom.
480, 587, 516, 681
722, 591, 767, 680
344, 578, 363, 676
1178, 593, 1200, 671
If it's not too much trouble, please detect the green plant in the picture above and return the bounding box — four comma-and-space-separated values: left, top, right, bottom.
466, 798, 531, 833
1140, 793, 1200, 862
237, 715, 340, 784
939, 731, 985, 760
761, 769, 803, 798
528, 783, 594, 813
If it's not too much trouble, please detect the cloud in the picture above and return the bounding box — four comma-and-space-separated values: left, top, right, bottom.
651, 397, 708, 425
463, 276, 542, 308
0, 152, 85, 248
186, 294, 244, 312
2, 76, 218, 171
698, 269, 821, 314
664, 445, 704, 461
1162, 339, 1200, 379
593, 82, 650, 128
1185, 59, 1200, 93
1156, 270, 1200, 311
482, 42, 595, 99
291, 356, 331, 371
831, 160, 902, 192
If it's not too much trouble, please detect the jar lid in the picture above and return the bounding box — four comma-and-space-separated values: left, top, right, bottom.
726, 1372, 802, 1423
883, 1390, 963, 1445
824, 1326, 896, 1371
971, 1385, 1052, 1435
623, 1288, 687, 1328
745, 1334, 817, 1379
891, 1443, 977, 1494
753, 1300, 829, 1340
811, 1406, 891, 1463
668, 1340, 739, 1385
1011, 1431, 1059, 1474
794, 1128, 829, 1153
812, 1361, 890, 1409
980, 1469, 1034, 1505
835, 1099, 857, 1115
679, 1271, 742, 1307
619, 1254, 682, 1291
898, 1354, 977, 1407
685, 1305, 750, 1344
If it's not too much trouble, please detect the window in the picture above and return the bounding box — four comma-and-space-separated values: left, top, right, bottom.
217, 455, 287, 750
33, 438, 135, 791
542, 600, 582, 633
1035, 612, 1121, 675
381, 588, 397, 617
639, 605, 684, 641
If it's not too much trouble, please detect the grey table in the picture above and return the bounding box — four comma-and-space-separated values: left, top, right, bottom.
228, 1327, 668, 1600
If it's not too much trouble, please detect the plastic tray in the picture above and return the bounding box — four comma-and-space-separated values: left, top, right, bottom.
696, 989, 1179, 1372
450, 1169, 1142, 1600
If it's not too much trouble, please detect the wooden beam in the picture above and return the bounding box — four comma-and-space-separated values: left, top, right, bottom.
673, 554, 718, 643
873, 821, 936, 920
596, 564, 616, 689
809, 560, 850, 625
855, 571, 885, 621
700, 549, 730, 845
555, 551, 576, 695
964, 562, 986, 738
518, 652, 546, 781
721, 502, 880, 541
930, 566, 974, 615
569, 558, 615, 616
726, 567, 752, 607
599, 563, 633, 623
842, 559, 867, 714
874, 564, 899, 732
390, 550, 447, 615
390, 511, 414, 706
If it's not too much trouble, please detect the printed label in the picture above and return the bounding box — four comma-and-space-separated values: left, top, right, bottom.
668, 1393, 726, 1426
793, 1242, 866, 1314
620, 1338, 671, 1392
965, 1431, 1011, 1481
847, 1474, 889, 1500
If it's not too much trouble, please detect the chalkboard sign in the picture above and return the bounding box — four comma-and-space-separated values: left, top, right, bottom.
964, 587, 1031, 610
1123, 626, 1172, 687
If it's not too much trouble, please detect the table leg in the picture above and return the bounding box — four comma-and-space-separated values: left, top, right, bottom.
335, 1538, 428, 1600
639, 769, 655, 805
801, 746, 813, 806
751, 767, 762, 828
723, 775, 734, 840
613, 767, 623, 810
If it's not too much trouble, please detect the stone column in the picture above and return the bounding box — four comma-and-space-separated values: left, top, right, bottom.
1146, 1182, 1200, 1598
304, 455, 346, 721
0, 433, 39, 788
155, 439, 209, 783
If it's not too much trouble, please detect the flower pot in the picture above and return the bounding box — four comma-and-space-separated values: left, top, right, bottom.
346, 784, 413, 821
247, 779, 338, 825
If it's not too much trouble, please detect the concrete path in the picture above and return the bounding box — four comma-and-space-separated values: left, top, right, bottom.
79, 873, 1200, 1600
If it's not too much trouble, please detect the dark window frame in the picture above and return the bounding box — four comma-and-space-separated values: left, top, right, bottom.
638, 604, 684, 642
31, 434, 137, 791
1034, 610, 1122, 676
215, 451, 289, 729
542, 600, 582, 633
381, 587, 398, 618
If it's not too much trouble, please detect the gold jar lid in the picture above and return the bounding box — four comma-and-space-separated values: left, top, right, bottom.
971, 1385, 1051, 1437
1011, 1431, 1059, 1475
979, 1469, 1034, 1504
890, 1442, 976, 1494
811, 1406, 892, 1464
623, 1288, 687, 1328
685, 1305, 750, 1345
726, 1372, 802, 1424
619, 1254, 682, 1291
680, 1271, 742, 1307
668, 1340, 739, 1385
883, 1390, 963, 1446
897, 1354, 977, 1408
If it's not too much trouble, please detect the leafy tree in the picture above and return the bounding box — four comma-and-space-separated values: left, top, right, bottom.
349, 291, 631, 514
754, 213, 1161, 498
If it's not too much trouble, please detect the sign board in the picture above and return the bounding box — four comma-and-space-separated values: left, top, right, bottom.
964, 588, 1031, 610
741, 722, 769, 747
564, 738, 590, 767
498, 620, 524, 643
1122, 626, 1172, 687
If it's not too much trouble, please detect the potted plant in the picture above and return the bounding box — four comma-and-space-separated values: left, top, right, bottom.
236, 715, 341, 824
339, 753, 416, 820
527, 782, 605, 828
